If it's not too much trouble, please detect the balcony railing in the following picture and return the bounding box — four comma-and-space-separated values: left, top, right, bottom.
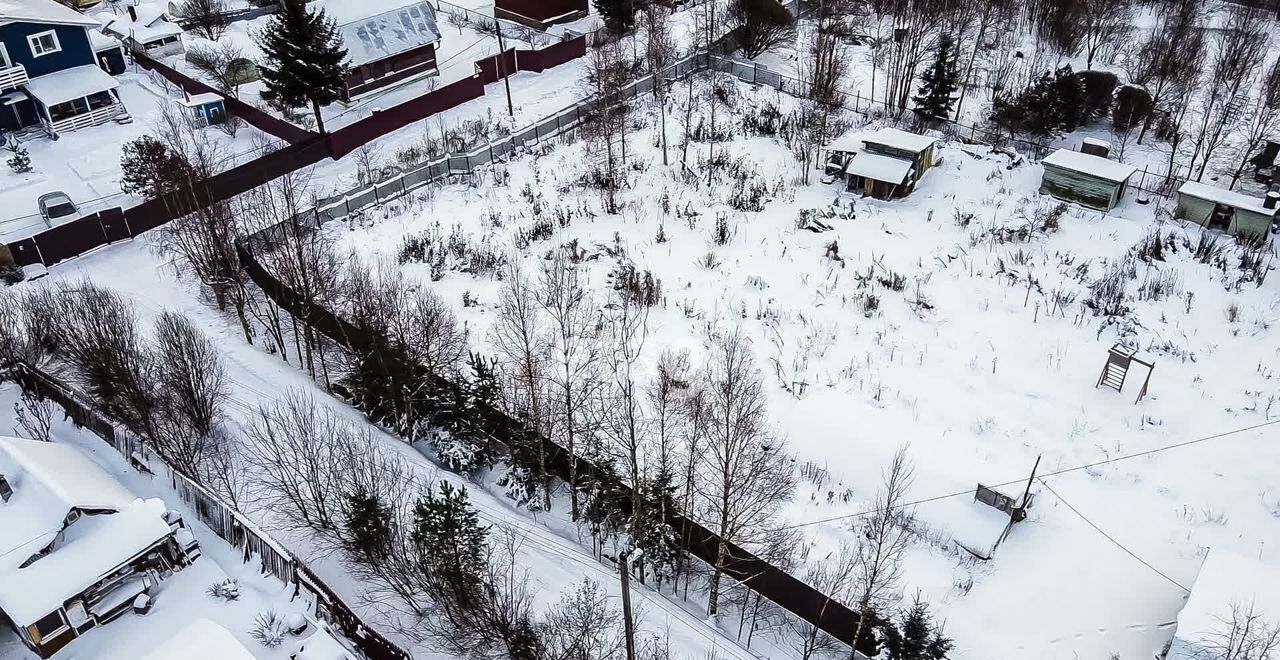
43, 102, 127, 138
0, 64, 29, 91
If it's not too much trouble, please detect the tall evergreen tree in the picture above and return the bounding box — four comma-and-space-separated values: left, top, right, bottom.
594, 0, 635, 35
433, 353, 499, 474
258, 0, 348, 133
412, 481, 489, 600
343, 486, 393, 563
633, 468, 681, 585
912, 33, 960, 120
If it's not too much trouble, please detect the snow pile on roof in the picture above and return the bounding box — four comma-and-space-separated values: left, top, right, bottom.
0, 436, 173, 627
140, 618, 257, 660
864, 127, 939, 154
1042, 148, 1137, 183
101, 11, 184, 44
324, 0, 441, 66
90, 28, 122, 52
0, 0, 100, 28
845, 152, 913, 183
1170, 549, 1280, 659
1178, 181, 1278, 217
24, 65, 121, 107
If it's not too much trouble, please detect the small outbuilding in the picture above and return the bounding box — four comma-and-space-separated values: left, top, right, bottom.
140, 619, 257, 660
1167, 548, 1280, 660
173, 92, 226, 126
1176, 181, 1277, 242
826, 127, 939, 200
495, 0, 589, 30
1039, 148, 1137, 211
89, 29, 127, 75
99, 6, 184, 57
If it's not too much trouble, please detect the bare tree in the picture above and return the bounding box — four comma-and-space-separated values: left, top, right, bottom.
490, 261, 551, 510
601, 293, 649, 545
582, 42, 633, 214
186, 42, 247, 99
1078, 0, 1131, 70
793, 544, 859, 660
13, 391, 55, 442
1200, 601, 1280, 660
541, 251, 602, 521
149, 311, 228, 478
1229, 57, 1280, 189
181, 0, 230, 41
882, 0, 948, 110
1126, 0, 1205, 144
953, 0, 1014, 116
1186, 5, 1267, 181
541, 578, 625, 660
240, 390, 349, 535
848, 445, 916, 658
697, 328, 796, 616
641, 5, 675, 167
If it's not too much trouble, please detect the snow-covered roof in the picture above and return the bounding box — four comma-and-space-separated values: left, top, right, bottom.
325, 0, 441, 67
864, 127, 938, 154
0, 0, 100, 28
101, 12, 183, 44
90, 28, 122, 52
24, 64, 120, 107
175, 92, 223, 106
140, 618, 257, 660
1042, 149, 1137, 183
1171, 549, 1280, 659
1178, 181, 1278, 217
845, 152, 913, 184
0, 437, 173, 627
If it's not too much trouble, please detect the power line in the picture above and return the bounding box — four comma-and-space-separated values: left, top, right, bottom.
1038, 479, 1191, 594
778, 418, 1280, 530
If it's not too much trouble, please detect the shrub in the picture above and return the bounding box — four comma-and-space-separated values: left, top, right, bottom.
249, 611, 289, 648
120, 136, 194, 199
207, 578, 240, 601
1076, 70, 1118, 117
614, 264, 662, 307
5, 140, 31, 174
991, 65, 1086, 136
1113, 85, 1153, 130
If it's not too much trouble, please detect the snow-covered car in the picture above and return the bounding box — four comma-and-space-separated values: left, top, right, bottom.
37, 192, 79, 226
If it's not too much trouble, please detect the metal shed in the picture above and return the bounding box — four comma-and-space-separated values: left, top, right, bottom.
1176, 181, 1277, 242
1039, 149, 1137, 211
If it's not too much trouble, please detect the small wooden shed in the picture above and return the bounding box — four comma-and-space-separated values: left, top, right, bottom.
1176, 181, 1278, 242
825, 127, 939, 200
1040, 149, 1137, 211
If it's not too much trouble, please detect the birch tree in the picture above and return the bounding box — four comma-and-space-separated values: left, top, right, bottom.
849, 445, 916, 658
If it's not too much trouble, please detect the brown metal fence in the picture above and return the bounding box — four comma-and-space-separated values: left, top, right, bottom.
8, 362, 413, 660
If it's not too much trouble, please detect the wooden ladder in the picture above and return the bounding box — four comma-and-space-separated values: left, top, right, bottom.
1096, 345, 1135, 393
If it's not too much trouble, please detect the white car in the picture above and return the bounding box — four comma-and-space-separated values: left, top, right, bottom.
37, 192, 78, 226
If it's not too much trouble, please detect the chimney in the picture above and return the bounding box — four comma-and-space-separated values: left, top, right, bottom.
1265, 191, 1279, 210
127, 4, 138, 22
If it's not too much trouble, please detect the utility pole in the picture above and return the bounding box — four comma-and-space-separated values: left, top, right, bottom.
495, 21, 515, 117
1014, 454, 1041, 523
619, 548, 641, 660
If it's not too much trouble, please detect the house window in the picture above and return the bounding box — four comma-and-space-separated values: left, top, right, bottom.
27, 611, 69, 644
28, 31, 62, 58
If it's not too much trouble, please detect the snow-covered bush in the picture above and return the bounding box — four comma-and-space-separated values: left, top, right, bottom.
207, 578, 240, 601
250, 610, 289, 648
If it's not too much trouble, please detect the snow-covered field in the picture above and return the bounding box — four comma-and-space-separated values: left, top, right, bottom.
318, 74, 1280, 660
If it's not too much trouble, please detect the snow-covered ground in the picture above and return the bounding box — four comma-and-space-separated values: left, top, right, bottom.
318, 75, 1280, 660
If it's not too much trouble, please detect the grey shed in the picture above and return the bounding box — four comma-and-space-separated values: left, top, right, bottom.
1039, 149, 1137, 211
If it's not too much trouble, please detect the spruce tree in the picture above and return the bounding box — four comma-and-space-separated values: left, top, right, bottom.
343, 486, 393, 563
433, 353, 499, 474
886, 597, 954, 660
634, 469, 681, 584
594, 0, 635, 35
412, 481, 489, 600
912, 33, 960, 120
258, 0, 348, 133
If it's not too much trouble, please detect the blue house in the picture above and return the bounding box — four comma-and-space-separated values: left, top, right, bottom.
0, 0, 130, 138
